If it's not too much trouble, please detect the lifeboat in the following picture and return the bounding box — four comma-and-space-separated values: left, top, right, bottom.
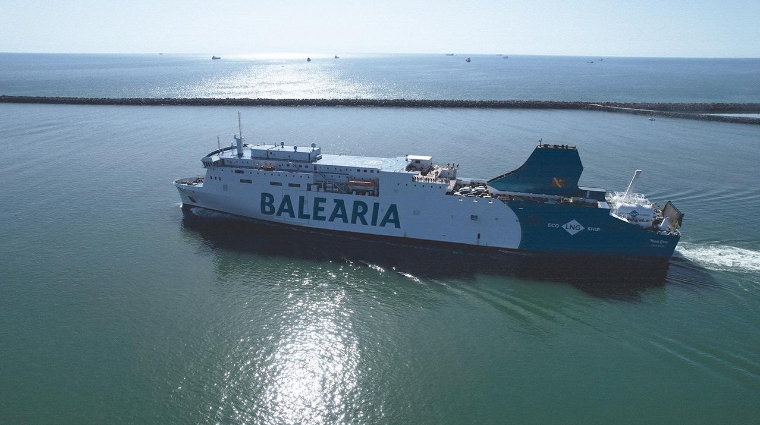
348, 179, 376, 190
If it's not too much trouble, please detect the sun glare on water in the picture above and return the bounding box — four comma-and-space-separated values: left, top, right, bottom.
189, 56, 375, 99
206, 286, 365, 425
260, 290, 361, 424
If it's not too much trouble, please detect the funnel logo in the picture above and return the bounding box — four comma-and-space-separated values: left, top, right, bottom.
563, 219, 585, 235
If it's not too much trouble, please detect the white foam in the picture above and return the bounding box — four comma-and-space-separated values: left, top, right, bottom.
364, 262, 386, 273
189, 207, 217, 218
395, 271, 421, 283
676, 243, 760, 273
189, 207, 240, 220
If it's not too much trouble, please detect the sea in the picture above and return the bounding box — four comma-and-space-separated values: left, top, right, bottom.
1, 53, 760, 424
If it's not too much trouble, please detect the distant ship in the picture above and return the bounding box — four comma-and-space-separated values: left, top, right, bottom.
307, 57, 311, 62
175, 115, 683, 261
465, 57, 471, 62
211, 56, 221, 60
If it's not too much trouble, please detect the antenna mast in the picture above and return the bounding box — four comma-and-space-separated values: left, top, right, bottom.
622, 170, 643, 201
235, 111, 244, 158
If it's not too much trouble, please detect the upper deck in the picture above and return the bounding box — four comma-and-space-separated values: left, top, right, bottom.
206, 142, 428, 175
317, 154, 408, 172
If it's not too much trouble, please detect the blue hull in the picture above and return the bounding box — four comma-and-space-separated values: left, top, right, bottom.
509, 200, 679, 259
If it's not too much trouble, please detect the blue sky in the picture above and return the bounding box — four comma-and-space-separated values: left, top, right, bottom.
2, 0, 758, 57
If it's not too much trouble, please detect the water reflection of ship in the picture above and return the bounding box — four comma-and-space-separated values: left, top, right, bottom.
180, 208, 684, 298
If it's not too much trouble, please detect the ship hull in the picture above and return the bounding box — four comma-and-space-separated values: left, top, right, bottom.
180, 206, 673, 288
507, 199, 679, 258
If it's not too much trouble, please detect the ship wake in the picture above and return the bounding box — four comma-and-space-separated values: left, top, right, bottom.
676, 243, 760, 273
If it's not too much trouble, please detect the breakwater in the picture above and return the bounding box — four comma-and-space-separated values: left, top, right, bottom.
2, 95, 760, 124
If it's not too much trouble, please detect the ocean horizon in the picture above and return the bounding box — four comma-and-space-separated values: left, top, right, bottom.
3, 52, 760, 103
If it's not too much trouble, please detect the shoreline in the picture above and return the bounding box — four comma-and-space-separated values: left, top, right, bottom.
2, 95, 760, 124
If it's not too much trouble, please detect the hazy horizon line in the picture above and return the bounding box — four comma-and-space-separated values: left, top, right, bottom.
1, 51, 758, 60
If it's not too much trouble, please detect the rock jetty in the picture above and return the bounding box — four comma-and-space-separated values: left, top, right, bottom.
2, 95, 759, 124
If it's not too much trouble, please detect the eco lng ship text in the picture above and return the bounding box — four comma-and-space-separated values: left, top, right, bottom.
175, 117, 683, 260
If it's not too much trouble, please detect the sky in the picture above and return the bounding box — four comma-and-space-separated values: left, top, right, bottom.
2, 0, 759, 58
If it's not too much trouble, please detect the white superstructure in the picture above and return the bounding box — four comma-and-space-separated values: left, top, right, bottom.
175, 139, 523, 249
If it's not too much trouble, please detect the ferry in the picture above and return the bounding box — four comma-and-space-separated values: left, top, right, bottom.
175, 115, 683, 261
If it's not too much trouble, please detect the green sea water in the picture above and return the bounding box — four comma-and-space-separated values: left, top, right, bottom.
1, 103, 759, 424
